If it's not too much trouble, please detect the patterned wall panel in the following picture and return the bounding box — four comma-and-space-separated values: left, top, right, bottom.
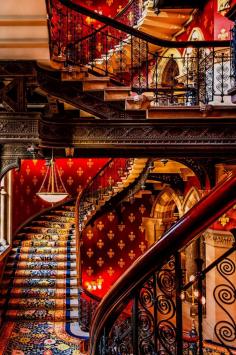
81, 194, 153, 297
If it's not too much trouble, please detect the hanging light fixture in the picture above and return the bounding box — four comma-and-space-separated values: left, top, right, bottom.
36, 151, 68, 204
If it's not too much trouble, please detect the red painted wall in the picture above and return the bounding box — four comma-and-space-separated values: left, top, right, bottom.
77, 0, 129, 17
12, 158, 109, 234
81, 194, 153, 297
176, 0, 233, 42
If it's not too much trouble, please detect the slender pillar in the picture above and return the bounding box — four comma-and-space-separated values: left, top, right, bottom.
0, 178, 7, 247
142, 217, 165, 246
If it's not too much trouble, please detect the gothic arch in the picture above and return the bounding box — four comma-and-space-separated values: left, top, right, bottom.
154, 48, 183, 86
151, 187, 183, 231
183, 27, 205, 58
183, 186, 202, 214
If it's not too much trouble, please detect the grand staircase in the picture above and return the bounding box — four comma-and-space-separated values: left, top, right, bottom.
0, 202, 79, 323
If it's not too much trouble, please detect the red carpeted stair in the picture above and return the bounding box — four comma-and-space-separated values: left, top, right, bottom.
0, 203, 79, 323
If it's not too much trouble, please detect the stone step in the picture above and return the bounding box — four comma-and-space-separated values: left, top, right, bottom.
15, 233, 75, 241
6, 261, 76, 270
23, 227, 73, 234
4, 297, 78, 309
104, 87, 131, 101
31, 220, 75, 228
5, 308, 78, 322
9, 253, 76, 262
4, 268, 77, 278
82, 77, 110, 91
2, 278, 77, 289
11, 246, 76, 255
53, 210, 75, 217
5, 268, 77, 278
1, 287, 78, 299
0, 297, 79, 310
62, 205, 76, 211
39, 215, 75, 223
13, 240, 76, 248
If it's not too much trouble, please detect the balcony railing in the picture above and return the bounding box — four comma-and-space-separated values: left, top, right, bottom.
46, 0, 233, 108
89, 172, 236, 354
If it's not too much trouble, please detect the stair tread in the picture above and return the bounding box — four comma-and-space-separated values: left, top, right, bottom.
2, 297, 79, 309
5, 309, 78, 321
13, 240, 76, 247
4, 269, 77, 278
6, 261, 76, 270
1, 287, 78, 298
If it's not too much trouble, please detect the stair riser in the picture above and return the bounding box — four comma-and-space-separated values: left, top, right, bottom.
9, 255, 75, 262
1, 297, 79, 309
2, 289, 77, 299
2, 279, 77, 288
6, 310, 78, 322
4, 270, 77, 278
15, 235, 74, 241
13, 240, 75, 247
11, 247, 76, 254
6, 262, 76, 270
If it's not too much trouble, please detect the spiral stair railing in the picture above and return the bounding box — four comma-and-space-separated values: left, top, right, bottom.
46, 0, 232, 107
47, 0, 146, 64
89, 172, 236, 354
75, 158, 151, 331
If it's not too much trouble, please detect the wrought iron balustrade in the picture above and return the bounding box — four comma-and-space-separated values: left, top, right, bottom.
96, 227, 236, 355
47, 0, 233, 108
89, 173, 236, 355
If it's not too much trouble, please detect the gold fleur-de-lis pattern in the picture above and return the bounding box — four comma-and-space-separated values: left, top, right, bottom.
13, 157, 152, 299
107, 230, 115, 240
12, 158, 110, 234
82, 194, 151, 297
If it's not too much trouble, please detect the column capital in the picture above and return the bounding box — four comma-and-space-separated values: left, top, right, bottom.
204, 229, 234, 248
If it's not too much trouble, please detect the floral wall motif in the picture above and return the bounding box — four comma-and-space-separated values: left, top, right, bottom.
176, 0, 233, 43
211, 205, 236, 231
12, 158, 109, 234
81, 194, 153, 297
78, 0, 129, 17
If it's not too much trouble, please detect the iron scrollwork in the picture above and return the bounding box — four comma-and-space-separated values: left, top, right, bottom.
136, 257, 177, 355
213, 257, 236, 351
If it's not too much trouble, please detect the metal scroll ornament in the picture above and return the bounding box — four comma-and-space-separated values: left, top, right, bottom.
213, 257, 236, 349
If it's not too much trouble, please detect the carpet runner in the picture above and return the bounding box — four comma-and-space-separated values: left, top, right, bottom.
0, 202, 88, 354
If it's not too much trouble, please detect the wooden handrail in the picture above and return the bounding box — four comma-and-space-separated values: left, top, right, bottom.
75, 158, 113, 286
58, 0, 230, 49
90, 172, 236, 354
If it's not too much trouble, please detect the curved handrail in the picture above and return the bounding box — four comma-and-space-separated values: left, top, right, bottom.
73, 0, 141, 45
58, 0, 230, 48
90, 172, 236, 354
75, 158, 132, 286
75, 158, 113, 286
82, 158, 151, 230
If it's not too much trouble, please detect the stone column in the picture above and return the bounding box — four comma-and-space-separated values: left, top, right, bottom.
0, 178, 7, 247
203, 229, 236, 345
142, 217, 165, 246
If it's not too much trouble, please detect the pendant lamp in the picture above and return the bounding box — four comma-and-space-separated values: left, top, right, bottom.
37, 152, 68, 204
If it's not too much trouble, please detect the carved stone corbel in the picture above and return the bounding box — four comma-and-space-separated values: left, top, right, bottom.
0, 143, 32, 179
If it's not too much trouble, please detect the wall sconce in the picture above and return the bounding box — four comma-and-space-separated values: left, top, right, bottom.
180, 274, 206, 317
86, 279, 103, 291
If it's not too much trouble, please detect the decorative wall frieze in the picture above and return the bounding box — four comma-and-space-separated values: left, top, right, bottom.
204, 229, 235, 248
40, 118, 236, 156
0, 113, 40, 143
